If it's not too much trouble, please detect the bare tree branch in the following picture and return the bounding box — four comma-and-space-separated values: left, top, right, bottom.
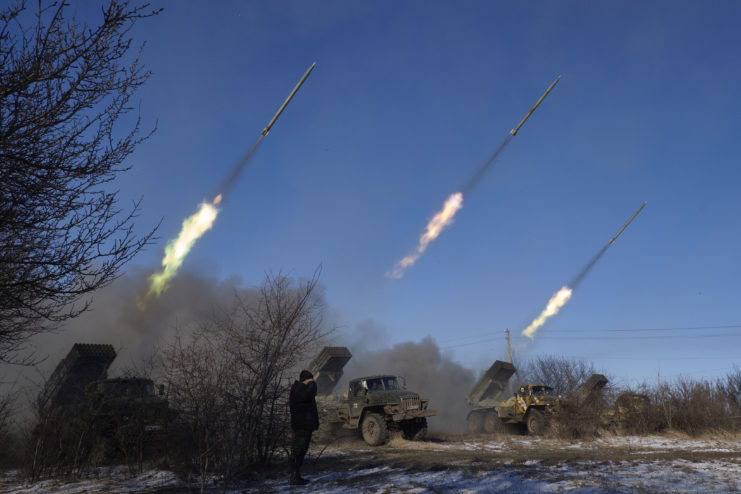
0, 1, 161, 362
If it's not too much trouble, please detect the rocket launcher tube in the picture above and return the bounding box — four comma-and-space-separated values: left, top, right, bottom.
262, 62, 316, 136
510, 75, 561, 136
609, 202, 646, 245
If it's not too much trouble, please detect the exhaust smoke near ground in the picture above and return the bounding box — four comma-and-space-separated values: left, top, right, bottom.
339, 334, 475, 433
27, 269, 244, 381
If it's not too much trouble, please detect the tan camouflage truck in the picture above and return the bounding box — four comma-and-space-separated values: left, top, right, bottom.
466, 360, 608, 435
309, 347, 436, 446
466, 360, 556, 435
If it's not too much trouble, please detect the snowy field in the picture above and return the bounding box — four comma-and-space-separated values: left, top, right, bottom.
2, 434, 740, 493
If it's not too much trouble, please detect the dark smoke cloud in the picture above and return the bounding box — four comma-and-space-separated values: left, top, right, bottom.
331, 325, 476, 434
6, 267, 244, 396
7, 274, 480, 436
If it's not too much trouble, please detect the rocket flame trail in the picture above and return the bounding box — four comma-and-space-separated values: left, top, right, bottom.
140, 64, 315, 307
144, 195, 222, 300
522, 286, 573, 339
387, 192, 463, 279
521, 202, 646, 340
387, 76, 560, 279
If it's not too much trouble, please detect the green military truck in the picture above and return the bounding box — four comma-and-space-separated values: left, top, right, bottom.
323, 374, 436, 445
35, 343, 172, 463
309, 347, 436, 446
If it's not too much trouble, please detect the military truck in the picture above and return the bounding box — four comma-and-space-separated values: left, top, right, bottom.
605, 392, 651, 433
38, 343, 118, 415
308, 346, 353, 396
309, 347, 436, 446
466, 361, 609, 436
36, 343, 171, 462
570, 374, 609, 408
466, 360, 556, 435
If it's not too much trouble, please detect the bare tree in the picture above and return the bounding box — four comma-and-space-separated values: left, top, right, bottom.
517, 355, 598, 397
160, 271, 328, 488
0, 1, 160, 362
0, 387, 19, 468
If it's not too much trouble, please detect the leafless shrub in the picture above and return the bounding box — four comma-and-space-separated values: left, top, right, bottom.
0, 0, 160, 363
621, 370, 741, 436
159, 272, 328, 489
0, 388, 22, 468
517, 355, 598, 397
608, 387, 664, 435
26, 396, 103, 479
514, 356, 609, 439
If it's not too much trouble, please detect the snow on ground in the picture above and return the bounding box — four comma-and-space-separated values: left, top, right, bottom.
2, 435, 740, 493
0, 467, 181, 493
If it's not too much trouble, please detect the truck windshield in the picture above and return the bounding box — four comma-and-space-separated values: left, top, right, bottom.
383, 377, 399, 390
530, 386, 554, 397
366, 379, 383, 392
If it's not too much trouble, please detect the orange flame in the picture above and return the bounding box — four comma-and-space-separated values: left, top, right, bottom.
387, 192, 464, 279
141, 194, 222, 306
522, 286, 573, 339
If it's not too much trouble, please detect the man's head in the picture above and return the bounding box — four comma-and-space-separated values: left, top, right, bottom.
299, 370, 313, 382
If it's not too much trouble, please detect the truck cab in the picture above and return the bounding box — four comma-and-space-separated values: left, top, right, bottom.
330, 374, 435, 446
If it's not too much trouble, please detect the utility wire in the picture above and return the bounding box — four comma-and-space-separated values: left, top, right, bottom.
442, 332, 741, 349
437, 324, 741, 345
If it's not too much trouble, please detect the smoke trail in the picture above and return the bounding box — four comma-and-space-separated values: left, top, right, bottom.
569, 244, 610, 289
459, 135, 512, 196
521, 243, 613, 339
521, 202, 644, 340
215, 134, 264, 199
522, 286, 573, 339
387, 192, 464, 279
387, 136, 516, 280
140, 65, 315, 302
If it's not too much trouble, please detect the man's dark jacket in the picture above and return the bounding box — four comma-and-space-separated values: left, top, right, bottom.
289, 380, 319, 431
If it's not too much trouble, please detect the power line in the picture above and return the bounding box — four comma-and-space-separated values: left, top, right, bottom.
437, 324, 741, 347
441, 332, 741, 349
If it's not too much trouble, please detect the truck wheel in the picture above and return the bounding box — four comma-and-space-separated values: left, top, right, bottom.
484, 411, 504, 434
402, 418, 427, 441
361, 413, 388, 446
526, 409, 545, 435
467, 410, 484, 433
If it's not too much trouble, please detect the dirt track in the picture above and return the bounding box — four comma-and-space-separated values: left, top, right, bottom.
307, 431, 741, 474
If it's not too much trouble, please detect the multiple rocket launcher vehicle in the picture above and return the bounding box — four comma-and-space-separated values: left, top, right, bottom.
309, 347, 609, 438
465, 359, 608, 435
308, 346, 435, 446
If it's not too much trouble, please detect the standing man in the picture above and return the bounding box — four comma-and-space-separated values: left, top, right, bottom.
289, 369, 319, 485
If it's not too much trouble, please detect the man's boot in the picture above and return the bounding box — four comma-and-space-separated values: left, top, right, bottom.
288, 456, 306, 485
290, 470, 308, 485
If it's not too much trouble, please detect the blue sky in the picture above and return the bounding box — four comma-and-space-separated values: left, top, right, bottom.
74, 1, 741, 386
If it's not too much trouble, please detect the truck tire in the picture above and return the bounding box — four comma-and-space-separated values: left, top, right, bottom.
484, 411, 504, 434
402, 418, 427, 441
467, 410, 484, 433
526, 409, 545, 435
361, 413, 388, 446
